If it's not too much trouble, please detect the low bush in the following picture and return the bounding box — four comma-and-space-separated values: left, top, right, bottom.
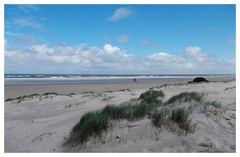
188, 77, 209, 83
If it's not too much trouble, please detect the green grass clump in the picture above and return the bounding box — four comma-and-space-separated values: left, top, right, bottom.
166, 92, 203, 105
131, 102, 149, 119
67, 90, 208, 145
43, 92, 58, 96
101, 105, 129, 119
5, 93, 40, 103
66, 93, 76, 97
204, 100, 222, 108
171, 108, 193, 132
101, 102, 155, 121
68, 101, 161, 144
152, 108, 169, 127
171, 108, 189, 124
118, 89, 131, 92
5, 97, 16, 102
152, 107, 195, 135
139, 90, 164, 104
69, 111, 109, 144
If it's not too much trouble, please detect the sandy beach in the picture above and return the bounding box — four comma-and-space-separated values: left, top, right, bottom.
4, 76, 236, 152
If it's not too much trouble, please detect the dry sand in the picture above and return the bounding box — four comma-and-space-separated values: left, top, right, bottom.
4, 76, 235, 152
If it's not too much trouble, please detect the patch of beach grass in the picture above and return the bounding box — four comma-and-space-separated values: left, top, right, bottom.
224, 86, 235, 91
165, 92, 203, 105
67, 94, 165, 144
152, 108, 170, 128
5, 93, 40, 103
5, 97, 16, 102
67, 90, 223, 145
101, 105, 129, 120
151, 107, 195, 135
170, 107, 196, 135
118, 89, 131, 92
139, 90, 164, 104
102, 96, 115, 101
69, 111, 109, 144
66, 93, 77, 97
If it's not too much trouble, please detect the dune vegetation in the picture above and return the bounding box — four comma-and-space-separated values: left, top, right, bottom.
65, 89, 222, 145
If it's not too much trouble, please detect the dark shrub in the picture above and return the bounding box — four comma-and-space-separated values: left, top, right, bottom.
188, 77, 209, 83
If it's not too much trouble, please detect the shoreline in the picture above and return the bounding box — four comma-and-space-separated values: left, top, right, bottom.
5, 76, 235, 99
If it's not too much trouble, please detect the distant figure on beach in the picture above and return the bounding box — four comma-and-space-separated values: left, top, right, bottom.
133, 78, 137, 82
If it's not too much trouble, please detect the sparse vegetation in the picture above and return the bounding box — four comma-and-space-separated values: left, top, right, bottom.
65, 89, 223, 146
5, 97, 16, 102
68, 111, 109, 144
5, 93, 40, 103
152, 108, 169, 127
224, 86, 235, 91
151, 107, 195, 135
43, 92, 58, 96
165, 92, 203, 105
101, 104, 129, 120
139, 90, 164, 104
66, 93, 77, 97
171, 108, 191, 130
102, 96, 115, 101
67, 91, 165, 144
118, 89, 131, 92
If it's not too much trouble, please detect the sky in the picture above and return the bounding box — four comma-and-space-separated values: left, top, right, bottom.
4, 4, 236, 74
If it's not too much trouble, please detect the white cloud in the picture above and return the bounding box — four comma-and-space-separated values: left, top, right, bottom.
5, 49, 30, 61
117, 34, 129, 43
149, 52, 170, 60
13, 17, 45, 31
32, 44, 54, 55
185, 46, 202, 55
185, 46, 208, 62
108, 8, 132, 21
103, 44, 120, 54
4, 43, 235, 74
149, 52, 186, 63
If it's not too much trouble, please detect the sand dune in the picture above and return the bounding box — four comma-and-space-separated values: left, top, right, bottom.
4, 78, 235, 152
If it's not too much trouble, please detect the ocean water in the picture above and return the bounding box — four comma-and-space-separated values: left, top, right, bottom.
4, 74, 234, 85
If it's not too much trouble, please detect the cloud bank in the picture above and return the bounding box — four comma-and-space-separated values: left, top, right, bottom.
5, 42, 235, 74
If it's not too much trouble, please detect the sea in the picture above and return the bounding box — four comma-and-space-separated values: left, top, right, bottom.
4, 74, 234, 85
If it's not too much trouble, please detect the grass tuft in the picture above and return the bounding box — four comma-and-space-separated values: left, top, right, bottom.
170, 107, 195, 134
69, 111, 109, 144
165, 92, 203, 105
152, 108, 169, 127
43, 92, 58, 96
67, 99, 163, 144
5, 93, 40, 103
139, 90, 164, 104
5, 97, 16, 102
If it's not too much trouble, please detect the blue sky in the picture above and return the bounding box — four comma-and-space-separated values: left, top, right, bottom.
4, 4, 235, 74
